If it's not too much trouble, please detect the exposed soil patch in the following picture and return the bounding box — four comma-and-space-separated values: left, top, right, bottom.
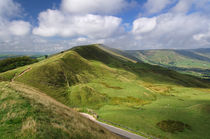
11, 67, 32, 82
157, 120, 191, 133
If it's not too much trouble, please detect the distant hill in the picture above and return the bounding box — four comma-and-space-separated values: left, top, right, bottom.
0, 44, 210, 139
0, 56, 38, 73
126, 48, 210, 78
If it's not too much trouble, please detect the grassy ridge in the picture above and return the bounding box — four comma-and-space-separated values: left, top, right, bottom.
73, 45, 208, 87
0, 44, 210, 139
0, 82, 120, 139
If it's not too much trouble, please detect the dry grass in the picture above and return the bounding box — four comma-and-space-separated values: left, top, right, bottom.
142, 82, 174, 96
100, 82, 123, 90
8, 81, 121, 139
21, 117, 37, 134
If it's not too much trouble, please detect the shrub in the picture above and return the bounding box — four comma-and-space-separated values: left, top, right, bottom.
157, 120, 191, 133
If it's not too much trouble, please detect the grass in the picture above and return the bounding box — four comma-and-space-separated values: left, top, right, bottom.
0, 66, 30, 81
0, 44, 210, 139
96, 87, 210, 139
0, 82, 120, 139
127, 49, 210, 78
157, 120, 191, 133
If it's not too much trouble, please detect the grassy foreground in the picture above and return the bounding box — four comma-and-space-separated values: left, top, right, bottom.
0, 44, 210, 139
0, 81, 120, 139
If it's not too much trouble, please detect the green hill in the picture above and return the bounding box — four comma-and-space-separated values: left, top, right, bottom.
0, 44, 210, 139
0, 82, 120, 139
127, 48, 210, 78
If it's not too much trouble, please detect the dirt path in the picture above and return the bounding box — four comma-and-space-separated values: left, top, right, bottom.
9, 66, 146, 139
11, 67, 32, 82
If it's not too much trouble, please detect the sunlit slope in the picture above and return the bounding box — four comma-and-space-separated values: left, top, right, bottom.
127, 48, 210, 77
72, 45, 209, 87
1, 44, 210, 139
0, 82, 120, 139
0, 45, 209, 107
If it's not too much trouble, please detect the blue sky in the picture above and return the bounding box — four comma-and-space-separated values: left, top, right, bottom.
0, 0, 210, 52
15, 0, 144, 27
15, 0, 60, 23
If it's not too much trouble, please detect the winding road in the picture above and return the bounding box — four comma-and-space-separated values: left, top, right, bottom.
81, 113, 146, 139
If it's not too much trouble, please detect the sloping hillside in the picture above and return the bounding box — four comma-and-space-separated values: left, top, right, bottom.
127, 48, 210, 78
0, 81, 120, 139
0, 44, 210, 139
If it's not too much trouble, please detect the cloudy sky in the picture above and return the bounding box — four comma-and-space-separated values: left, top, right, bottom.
0, 0, 210, 52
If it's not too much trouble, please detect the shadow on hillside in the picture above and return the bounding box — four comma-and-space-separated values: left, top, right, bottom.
72, 45, 210, 88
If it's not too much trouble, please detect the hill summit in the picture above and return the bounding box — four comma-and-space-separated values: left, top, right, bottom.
0, 44, 210, 139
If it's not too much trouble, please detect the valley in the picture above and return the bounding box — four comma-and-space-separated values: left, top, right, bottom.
0, 44, 210, 139
127, 48, 210, 78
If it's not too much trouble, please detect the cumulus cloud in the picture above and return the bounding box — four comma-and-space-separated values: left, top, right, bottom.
171, 0, 191, 13
9, 20, 31, 36
61, 0, 128, 14
144, 0, 174, 14
0, 0, 31, 38
32, 0, 126, 39
0, 0, 21, 18
33, 9, 122, 39
132, 17, 156, 34
1, 0, 210, 52
193, 31, 210, 46
129, 13, 210, 49
171, 0, 210, 14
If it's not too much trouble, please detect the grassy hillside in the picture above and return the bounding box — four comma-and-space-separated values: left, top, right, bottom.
127, 48, 210, 78
0, 81, 120, 139
0, 44, 210, 139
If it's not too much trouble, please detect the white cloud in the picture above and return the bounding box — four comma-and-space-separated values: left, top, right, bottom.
193, 31, 210, 45
0, 0, 31, 38
171, 0, 210, 14
171, 0, 191, 13
129, 13, 210, 49
132, 17, 156, 34
144, 0, 174, 14
1, 0, 210, 52
61, 0, 127, 14
193, 34, 206, 41
33, 9, 122, 39
9, 20, 31, 36
0, 0, 21, 18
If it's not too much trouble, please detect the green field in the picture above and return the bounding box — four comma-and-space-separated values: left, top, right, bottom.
0, 44, 210, 139
96, 87, 210, 139
127, 49, 210, 78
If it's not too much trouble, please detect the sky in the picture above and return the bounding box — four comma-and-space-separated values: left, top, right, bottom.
0, 0, 210, 53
